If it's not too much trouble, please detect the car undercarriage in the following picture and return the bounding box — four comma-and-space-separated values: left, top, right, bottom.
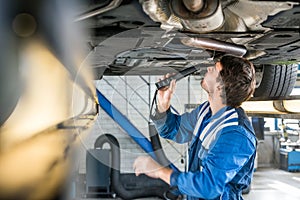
76, 0, 300, 97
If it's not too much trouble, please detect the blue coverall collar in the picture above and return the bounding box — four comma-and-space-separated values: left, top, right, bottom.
210, 105, 232, 121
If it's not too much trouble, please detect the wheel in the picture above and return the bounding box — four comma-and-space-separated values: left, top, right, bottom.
254, 64, 298, 97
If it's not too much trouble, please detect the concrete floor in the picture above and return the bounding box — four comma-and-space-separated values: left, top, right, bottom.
244, 168, 300, 200
81, 168, 300, 200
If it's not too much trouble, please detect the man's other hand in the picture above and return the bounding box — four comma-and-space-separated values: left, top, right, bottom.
133, 156, 173, 184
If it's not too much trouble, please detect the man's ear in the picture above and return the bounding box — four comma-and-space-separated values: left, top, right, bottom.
217, 85, 222, 91
216, 62, 223, 72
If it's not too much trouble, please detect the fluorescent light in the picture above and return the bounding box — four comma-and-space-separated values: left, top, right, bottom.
241, 101, 277, 113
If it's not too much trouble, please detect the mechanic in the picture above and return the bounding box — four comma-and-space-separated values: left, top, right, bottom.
133, 55, 257, 200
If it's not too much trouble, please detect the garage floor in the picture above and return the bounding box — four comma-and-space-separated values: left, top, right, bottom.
243, 168, 300, 200
82, 168, 300, 200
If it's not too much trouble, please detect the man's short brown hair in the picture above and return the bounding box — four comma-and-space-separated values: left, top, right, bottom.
218, 55, 256, 107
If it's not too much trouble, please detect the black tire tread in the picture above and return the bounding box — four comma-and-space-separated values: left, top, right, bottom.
254, 64, 298, 97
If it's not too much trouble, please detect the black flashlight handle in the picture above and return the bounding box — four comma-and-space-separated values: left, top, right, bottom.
155, 65, 201, 90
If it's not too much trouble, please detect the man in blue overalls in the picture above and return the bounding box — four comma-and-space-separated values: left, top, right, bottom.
133, 55, 257, 200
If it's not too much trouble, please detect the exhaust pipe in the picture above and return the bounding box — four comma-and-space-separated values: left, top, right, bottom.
182, 0, 204, 13
181, 36, 247, 57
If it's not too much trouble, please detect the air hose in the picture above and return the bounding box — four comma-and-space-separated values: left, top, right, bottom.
94, 134, 172, 200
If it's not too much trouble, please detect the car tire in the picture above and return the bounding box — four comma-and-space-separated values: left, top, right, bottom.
254, 64, 298, 97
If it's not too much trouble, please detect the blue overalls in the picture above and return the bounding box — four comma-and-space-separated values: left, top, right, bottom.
153, 101, 257, 200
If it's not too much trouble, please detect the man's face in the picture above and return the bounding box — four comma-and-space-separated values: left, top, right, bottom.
201, 62, 223, 94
